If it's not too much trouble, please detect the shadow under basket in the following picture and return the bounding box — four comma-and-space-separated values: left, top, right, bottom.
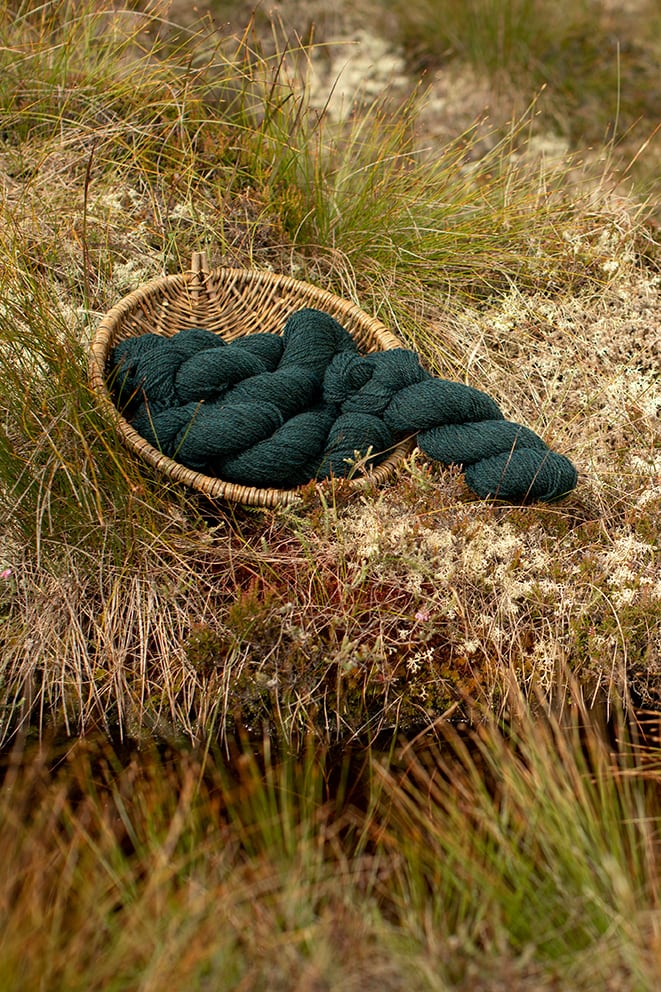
89, 251, 415, 508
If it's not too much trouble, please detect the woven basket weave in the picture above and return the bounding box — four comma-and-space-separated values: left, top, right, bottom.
89, 251, 414, 507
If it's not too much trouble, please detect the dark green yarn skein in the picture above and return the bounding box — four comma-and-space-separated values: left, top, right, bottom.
323, 349, 428, 414
132, 401, 284, 472
278, 308, 358, 376
109, 307, 578, 502
221, 405, 338, 488
465, 448, 578, 502
418, 420, 577, 502
174, 348, 267, 404
174, 402, 284, 473
230, 333, 285, 367
221, 367, 323, 420
112, 327, 225, 416
316, 413, 395, 480
385, 378, 503, 430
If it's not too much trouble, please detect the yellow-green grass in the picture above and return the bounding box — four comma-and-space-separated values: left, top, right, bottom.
381, 0, 661, 145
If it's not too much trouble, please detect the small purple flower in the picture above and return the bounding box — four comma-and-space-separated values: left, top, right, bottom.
0, 569, 12, 581
415, 608, 430, 622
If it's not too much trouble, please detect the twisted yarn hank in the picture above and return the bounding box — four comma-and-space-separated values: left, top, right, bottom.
110, 308, 578, 501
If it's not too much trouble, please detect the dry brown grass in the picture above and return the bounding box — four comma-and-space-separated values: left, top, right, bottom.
0, 0, 659, 748
1, 682, 661, 990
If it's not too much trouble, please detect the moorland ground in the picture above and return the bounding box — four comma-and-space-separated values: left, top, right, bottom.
0, 1, 660, 988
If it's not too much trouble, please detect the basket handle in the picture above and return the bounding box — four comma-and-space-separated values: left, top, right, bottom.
190, 250, 210, 300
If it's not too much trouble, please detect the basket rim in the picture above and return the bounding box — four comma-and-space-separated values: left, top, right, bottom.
89, 255, 414, 507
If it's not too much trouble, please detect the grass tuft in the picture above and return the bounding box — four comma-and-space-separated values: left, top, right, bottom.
1, 682, 660, 989
382, 0, 661, 147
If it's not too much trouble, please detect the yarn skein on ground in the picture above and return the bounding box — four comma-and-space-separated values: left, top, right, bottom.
109, 308, 578, 501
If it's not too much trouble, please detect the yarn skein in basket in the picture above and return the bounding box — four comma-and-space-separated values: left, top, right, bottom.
89, 251, 415, 508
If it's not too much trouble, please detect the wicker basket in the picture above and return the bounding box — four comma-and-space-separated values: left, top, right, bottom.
89, 251, 414, 507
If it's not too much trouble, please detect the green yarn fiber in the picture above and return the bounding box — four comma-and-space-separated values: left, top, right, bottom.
110, 307, 578, 501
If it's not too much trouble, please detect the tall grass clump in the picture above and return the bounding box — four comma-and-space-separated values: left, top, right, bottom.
1, 683, 660, 990
373, 692, 661, 987
383, 0, 661, 149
